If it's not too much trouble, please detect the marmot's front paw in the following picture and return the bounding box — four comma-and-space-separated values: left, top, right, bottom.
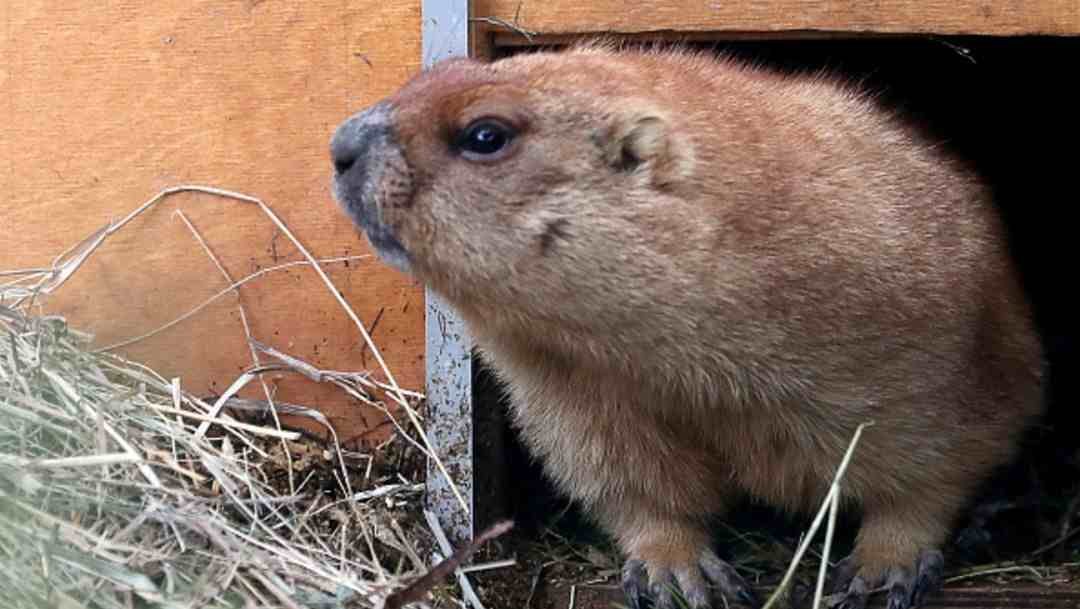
621, 549, 758, 609
826, 549, 944, 609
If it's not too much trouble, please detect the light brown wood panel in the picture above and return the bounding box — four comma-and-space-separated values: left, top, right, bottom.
473, 0, 1080, 41
1, 1, 424, 445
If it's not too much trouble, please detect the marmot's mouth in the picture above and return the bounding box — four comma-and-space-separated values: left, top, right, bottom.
358, 218, 412, 274
332, 182, 413, 275
330, 102, 413, 275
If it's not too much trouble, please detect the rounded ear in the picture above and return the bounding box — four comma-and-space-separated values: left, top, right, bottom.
604, 108, 692, 187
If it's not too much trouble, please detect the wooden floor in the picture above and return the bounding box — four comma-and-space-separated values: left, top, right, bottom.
536, 583, 1080, 609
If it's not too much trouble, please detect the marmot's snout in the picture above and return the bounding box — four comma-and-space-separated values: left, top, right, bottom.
330, 102, 413, 273
331, 103, 390, 175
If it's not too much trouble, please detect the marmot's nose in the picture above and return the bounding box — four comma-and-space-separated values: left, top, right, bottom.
332, 142, 360, 175
330, 102, 392, 176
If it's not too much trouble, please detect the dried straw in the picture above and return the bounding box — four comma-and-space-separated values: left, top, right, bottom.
0, 186, 505, 609
0, 303, 432, 608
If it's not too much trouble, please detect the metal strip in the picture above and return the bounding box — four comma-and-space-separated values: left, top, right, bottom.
422, 0, 474, 546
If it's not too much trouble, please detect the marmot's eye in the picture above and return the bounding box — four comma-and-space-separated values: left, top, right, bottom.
457, 119, 515, 160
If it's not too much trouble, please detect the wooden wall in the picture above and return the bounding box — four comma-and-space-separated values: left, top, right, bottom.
473, 0, 1080, 40
1, 2, 425, 445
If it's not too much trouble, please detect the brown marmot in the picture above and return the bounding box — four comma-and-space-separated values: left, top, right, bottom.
329, 43, 1045, 609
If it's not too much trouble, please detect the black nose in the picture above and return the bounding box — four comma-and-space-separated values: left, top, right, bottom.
332, 147, 357, 175
330, 103, 392, 176
331, 126, 369, 175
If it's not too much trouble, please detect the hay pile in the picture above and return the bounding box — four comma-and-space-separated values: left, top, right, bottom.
0, 186, 492, 609
1, 297, 440, 609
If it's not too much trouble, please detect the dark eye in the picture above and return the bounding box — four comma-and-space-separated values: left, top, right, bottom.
457, 120, 515, 160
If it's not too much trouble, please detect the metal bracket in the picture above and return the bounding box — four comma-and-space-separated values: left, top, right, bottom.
422, 0, 474, 547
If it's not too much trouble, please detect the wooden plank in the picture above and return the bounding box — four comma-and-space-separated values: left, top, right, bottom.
472, 0, 1080, 41
1, 2, 424, 444
0, 2, 9, 183
543, 583, 1080, 609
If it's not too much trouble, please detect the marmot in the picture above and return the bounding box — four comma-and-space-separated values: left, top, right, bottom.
329, 43, 1045, 609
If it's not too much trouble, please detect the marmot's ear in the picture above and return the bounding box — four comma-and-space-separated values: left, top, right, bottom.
604, 109, 692, 187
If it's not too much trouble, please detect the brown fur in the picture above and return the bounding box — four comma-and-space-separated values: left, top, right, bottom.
330, 43, 1046, 604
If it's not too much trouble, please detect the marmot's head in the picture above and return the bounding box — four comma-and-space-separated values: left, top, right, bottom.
329, 47, 702, 316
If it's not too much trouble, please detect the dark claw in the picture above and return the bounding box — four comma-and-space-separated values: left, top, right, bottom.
912, 550, 945, 607
834, 550, 945, 609
833, 575, 869, 609
881, 549, 946, 609
700, 550, 758, 606
828, 556, 857, 595
884, 565, 914, 609
650, 570, 678, 609
620, 552, 757, 609
886, 581, 912, 609
622, 559, 649, 609
673, 571, 711, 609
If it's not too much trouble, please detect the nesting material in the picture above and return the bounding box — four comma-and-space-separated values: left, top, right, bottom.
0, 186, 499, 609
0, 302, 437, 608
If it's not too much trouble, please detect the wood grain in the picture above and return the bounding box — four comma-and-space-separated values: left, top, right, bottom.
1, 1, 424, 444
543, 583, 1080, 609
473, 0, 1080, 41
